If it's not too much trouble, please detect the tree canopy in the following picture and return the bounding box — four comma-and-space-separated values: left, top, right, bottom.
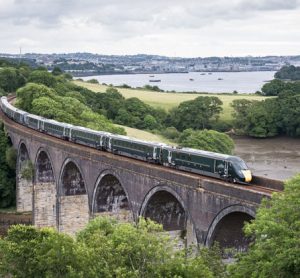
0, 217, 227, 278
0, 122, 16, 208
178, 129, 235, 154
274, 65, 300, 80
229, 174, 300, 277
168, 96, 223, 131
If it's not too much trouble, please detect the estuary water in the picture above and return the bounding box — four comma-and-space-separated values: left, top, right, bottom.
82, 71, 276, 93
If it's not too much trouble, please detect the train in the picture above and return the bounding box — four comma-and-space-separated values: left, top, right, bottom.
0, 96, 252, 184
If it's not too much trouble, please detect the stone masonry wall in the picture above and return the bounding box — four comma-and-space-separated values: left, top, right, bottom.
16, 175, 33, 212
33, 182, 56, 228
58, 194, 89, 235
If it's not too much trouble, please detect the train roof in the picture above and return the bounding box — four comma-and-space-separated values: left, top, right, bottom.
163, 145, 234, 160
109, 134, 167, 147
71, 125, 112, 136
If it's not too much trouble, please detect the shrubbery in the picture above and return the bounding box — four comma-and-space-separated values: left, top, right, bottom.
0, 217, 227, 278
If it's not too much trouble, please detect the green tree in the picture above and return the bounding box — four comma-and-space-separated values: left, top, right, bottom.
51, 66, 63, 76
0, 67, 26, 93
143, 114, 158, 130
261, 79, 286, 96
278, 94, 300, 136
0, 225, 85, 277
28, 70, 57, 87
0, 123, 16, 208
229, 174, 300, 277
178, 129, 235, 154
16, 83, 56, 112
169, 96, 223, 131
275, 65, 300, 80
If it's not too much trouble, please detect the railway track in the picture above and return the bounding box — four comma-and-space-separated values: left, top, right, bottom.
1, 97, 283, 197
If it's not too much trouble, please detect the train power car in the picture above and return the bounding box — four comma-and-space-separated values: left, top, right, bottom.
161, 146, 252, 183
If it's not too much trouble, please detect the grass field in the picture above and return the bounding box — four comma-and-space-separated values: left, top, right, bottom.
74, 80, 267, 122
117, 125, 174, 144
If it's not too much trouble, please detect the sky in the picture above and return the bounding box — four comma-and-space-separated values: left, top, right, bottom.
0, 0, 300, 57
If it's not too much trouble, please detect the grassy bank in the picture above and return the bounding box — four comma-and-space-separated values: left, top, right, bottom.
74, 80, 267, 122
118, 125, 174, 145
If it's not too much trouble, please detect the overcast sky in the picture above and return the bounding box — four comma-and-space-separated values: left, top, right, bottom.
1, 0, 300, 57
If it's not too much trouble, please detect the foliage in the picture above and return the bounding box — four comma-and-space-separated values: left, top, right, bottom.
0, 123, 16, 208
143, 84, 164, 92
278, 94, 300, 136
16, 83, 125, 135
231, 88, 300, 137
28, 70, 57, 87
20, 160, 34, 181
86, 78, 99, 84
0, 217, 228, 278
161, 126, 181, 140
51, 66, 63, 76
178, 129, 235, 154
167, 96, 223, 131
16, 83, 57, 112
229, 174, 300, 277
0, 67, 27, 93
0, 225, 84, 277
261, 79, 286, 96
275, 65, 300, 80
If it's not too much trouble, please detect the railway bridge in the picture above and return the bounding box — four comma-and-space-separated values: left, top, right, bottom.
1, 110, 283, 250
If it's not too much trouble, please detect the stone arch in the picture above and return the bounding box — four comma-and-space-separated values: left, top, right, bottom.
18, 141, 31, 174
140, 185, 197, 247
35, 149, 55, 183
92, 170, 133, 222
16, 141, 33, 212
58, 158, 89, 235
33, 148, 57, 228
205, 205, 255, 252
60, 159, 87, 196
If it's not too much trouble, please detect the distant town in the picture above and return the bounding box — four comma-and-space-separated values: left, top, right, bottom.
1, 52, 300, 76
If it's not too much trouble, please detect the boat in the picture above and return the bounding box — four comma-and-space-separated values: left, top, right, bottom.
149, 75, 155, 77
149, 79, 161, 82
208, 72, 212, 75
189, 78, 194, 81
200, 73, 206, 75
218, 78, 223, 80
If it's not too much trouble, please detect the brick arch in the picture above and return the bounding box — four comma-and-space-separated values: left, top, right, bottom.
92, 169, 133, 222
140, 185, 189, 231
34, 148, 55, 184
33, 148, 57, 228
205, 205, 256, 250
59, 158, 87, 196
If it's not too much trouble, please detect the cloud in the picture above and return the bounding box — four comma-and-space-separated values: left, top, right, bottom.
0, 0, 300, 56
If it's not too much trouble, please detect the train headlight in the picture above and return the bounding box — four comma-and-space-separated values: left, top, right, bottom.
241, 170, 252, 182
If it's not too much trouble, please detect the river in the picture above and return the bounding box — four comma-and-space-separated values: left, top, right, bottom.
81, 71, 276, 93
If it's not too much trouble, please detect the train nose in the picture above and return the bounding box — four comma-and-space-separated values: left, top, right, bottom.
241, 170, 252, 183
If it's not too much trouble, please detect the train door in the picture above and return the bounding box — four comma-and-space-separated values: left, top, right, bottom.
153, 147, 157, 160
168, 150, 172, 164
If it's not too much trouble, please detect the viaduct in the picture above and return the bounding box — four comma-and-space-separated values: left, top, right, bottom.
0, 109, 284, 250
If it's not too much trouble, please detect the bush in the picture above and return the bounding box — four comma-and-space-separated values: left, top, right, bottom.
87, 79, 99, 84
20, 161, 34, 181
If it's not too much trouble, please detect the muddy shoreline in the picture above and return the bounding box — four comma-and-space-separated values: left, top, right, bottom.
233, 136, 300, 181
